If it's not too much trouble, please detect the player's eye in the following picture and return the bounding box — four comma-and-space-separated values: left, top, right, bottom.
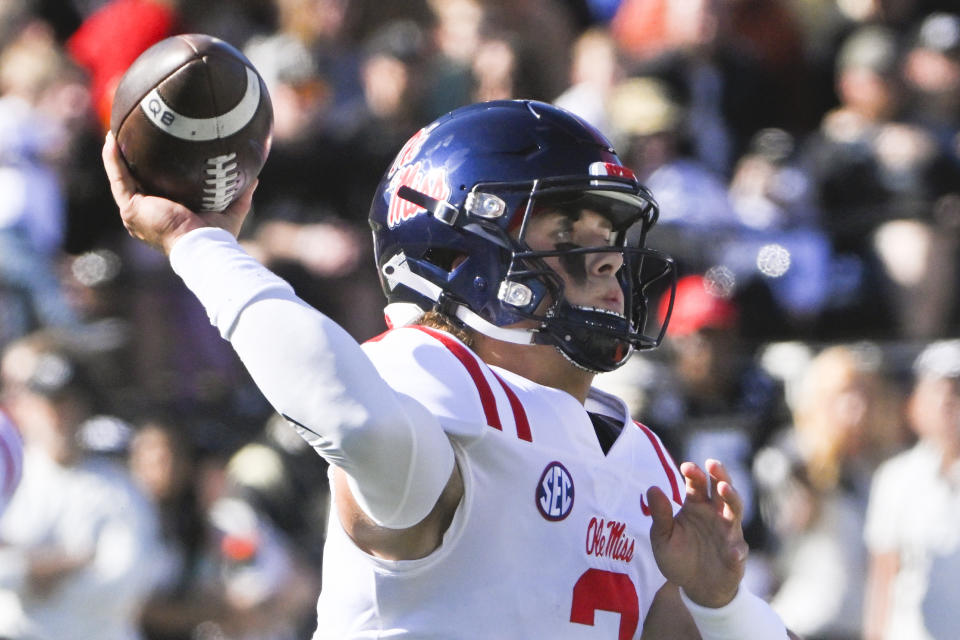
551, 217, 576, 243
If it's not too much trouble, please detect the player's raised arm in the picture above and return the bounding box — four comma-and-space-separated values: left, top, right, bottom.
102, 34, 458, 540
102, 131, 456, 538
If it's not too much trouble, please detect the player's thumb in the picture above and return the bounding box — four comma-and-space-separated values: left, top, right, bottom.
646, 486, 675, 545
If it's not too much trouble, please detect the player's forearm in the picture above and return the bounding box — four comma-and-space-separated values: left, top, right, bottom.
169, 228, 454, 528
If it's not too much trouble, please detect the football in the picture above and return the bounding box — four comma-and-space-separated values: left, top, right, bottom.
110, 33, 273, 212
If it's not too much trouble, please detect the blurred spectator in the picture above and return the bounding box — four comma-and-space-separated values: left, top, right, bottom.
786, 0, 856, 126
789, 344, 906, 495
482, 0, 576, 101
422, 0, 485, 117
216, 414, 326, 637
554, 27, 622, 135
339, 19, 430, 159
129, 418, 215, 640
870, 213, 960, 340
726, 128, 836, 333
609, 78, 821, 335
729, 129, 823, 250
0, 331, 164, 640
611, 0, 781, 176
224, 414, 330, 569
242, 28, 362, 265
0, 23, 84, 347
129, 413, 319, 640
758, 344, 907, 639
470, 32, 522, 103
803, 24, 960, 339
863, 339, 960, 640
252, 0, 361, 116
889, 13, 960, 338
608, 75, 738, 274
242, 18, 396, 342
246, 33, 329, 144
0, 410, 24, 516
901, 13, 960, 151
454, 0, 577, 103
757, 446, 865, 640
608, 75, 690, 179
198, 499, 307, 640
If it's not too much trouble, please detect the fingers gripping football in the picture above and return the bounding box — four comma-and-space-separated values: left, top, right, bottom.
103, 132, 255, 254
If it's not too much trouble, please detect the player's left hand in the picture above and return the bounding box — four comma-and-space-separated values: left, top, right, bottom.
646, 459, 748, 608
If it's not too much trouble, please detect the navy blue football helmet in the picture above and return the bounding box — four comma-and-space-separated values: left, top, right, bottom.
369, 100, 676, 372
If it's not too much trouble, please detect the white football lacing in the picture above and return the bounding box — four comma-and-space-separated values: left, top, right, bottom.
202, 152, 240, 211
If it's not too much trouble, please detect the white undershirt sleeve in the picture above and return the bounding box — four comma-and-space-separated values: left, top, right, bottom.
169, 227, 455, 529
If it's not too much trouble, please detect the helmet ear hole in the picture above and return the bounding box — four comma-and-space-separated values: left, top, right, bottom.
423, 248, 467, 273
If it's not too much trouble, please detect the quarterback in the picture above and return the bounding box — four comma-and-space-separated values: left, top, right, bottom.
104, 100, 798, 639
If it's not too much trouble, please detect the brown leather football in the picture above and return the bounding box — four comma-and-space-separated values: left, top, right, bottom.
110, 34, 273, 212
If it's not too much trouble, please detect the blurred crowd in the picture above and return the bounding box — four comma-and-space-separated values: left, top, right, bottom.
0, 0, 959, 639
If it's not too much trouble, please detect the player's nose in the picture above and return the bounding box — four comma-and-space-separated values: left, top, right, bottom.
588, 249, 623, 278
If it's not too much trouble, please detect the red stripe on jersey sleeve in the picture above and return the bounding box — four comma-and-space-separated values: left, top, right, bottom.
634, 421, 683, 506
411, 326, 502, 430
490, 371, 532, 442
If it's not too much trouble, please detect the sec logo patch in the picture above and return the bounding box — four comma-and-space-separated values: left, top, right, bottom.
536, 461, 574, 521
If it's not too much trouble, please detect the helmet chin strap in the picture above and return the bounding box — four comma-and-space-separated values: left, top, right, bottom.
453, 305, 536, 345
382, 252, 536, 345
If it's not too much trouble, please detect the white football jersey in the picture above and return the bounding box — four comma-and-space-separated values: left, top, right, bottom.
312, 326, 684, 639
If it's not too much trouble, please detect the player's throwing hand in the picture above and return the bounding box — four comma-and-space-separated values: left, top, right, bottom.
102, 132, 256, 255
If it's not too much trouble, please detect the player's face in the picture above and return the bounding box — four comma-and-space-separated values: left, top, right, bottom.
522, 207, 625, 315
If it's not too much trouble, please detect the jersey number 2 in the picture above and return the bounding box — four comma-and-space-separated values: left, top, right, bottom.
570, 568, 639, 639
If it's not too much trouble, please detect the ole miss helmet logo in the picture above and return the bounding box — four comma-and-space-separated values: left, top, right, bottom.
536, 461, 574, 521
385, 123, 450, 228
386, 162, 450, 228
